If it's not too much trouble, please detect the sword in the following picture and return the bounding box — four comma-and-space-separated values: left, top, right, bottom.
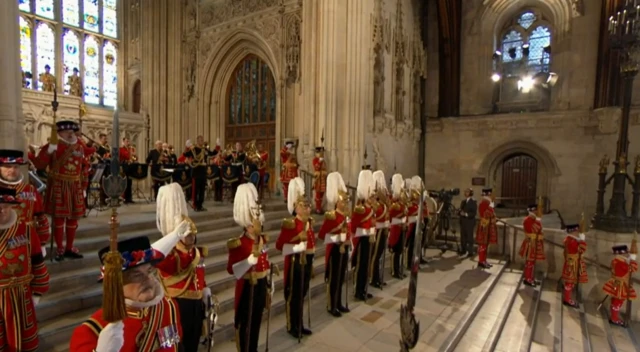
597, 295, 609, 311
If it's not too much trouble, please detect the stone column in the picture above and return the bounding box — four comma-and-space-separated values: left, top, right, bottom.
0, 1, 25, 150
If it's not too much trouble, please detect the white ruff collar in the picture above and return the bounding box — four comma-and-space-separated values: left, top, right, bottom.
124, 276, 165, 308
0, 210, 17, 230
0, 174, 24, 186
61, 136, 78, 145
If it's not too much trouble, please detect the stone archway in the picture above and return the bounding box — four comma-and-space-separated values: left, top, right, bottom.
478, 140, 561, 202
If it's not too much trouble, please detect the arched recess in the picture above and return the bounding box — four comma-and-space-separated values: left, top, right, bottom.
132, 79, 141, 113
477, 140, 561, 201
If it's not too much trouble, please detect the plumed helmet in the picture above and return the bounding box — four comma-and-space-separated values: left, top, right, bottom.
287, 177, 307, 215
325, 171, 349, 210
357, 169, 374, 200
372, 170, 388, 193
156, 183, 191, 237
391, 174, 404, 199
234, 183, 264, 228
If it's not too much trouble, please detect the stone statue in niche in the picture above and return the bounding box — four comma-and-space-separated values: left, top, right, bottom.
286, 16, 301, 84
67, 68, 83, 97
186, 46, 196, 101
372, 137, 387, 173
373, 52, 385, 117
39, 65, 56, 92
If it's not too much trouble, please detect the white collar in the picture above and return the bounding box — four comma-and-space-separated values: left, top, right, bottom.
0, 174, 24, 186
60, 135, 78, 145
0, 210, 17, 230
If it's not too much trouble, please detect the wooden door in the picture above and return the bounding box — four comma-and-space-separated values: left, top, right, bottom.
501, 153, 538, 208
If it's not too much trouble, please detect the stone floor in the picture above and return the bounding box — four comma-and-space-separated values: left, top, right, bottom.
212, 249, 507, 352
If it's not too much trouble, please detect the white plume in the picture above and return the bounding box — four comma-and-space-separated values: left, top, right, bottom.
325, 171, 347, 209
372, 170, 388, 192
391, 174, 404, 198
156, 183, 189, 237
411, 175, 423, 191
405, 178, 412, 192
287, 177, 305, 215
234, 183, 264, 228
357, 170, 373, 200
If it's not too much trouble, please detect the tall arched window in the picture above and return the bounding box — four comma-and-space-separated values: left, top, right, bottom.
499, 10, 552, 76
19, 0, 119, 107
226, 55, 277, 168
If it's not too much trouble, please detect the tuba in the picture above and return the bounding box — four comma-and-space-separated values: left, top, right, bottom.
245, 140, 262, 165
29, 171, 46, 194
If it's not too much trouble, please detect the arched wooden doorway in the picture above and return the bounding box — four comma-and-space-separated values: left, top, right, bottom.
501, 153, 538, 208
132, 80, 141, 113
225, 55, 276, 168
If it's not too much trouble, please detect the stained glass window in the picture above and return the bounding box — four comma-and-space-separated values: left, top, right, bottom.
19, 0, 30, 12
517, 12, 536, 30
63, 0, 80, 27
103, 0, 118, 38
35, 0, 54, 19
528, 26, 551, 71
83, 36, 100, 104
19, 17, 32, 88
36, 22, 55, 91
103, 41, 118, 107
501, 30, 523, 63
499, 11, 552, 73
63, 29, 80, 93
83, 0, 100, 32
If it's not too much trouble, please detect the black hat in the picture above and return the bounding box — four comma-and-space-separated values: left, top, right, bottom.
612, 245, 629, 254
0, 188, 20, 204
362, 164, 371, 170
315, 146, 325, 153
56, 120, 79, 132
481, 188, 492, 196
97, 236, 164, 282
0, 149, 27, 165
565, 224, 579, 233
527, 204, 538, 213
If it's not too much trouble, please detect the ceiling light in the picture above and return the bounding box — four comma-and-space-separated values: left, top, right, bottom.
491, 73, 501, 82
517, 76, 534, 93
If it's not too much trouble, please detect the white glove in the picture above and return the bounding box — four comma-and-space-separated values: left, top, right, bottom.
579, 233, 585, 241
286, 144, 292, 150
232, 254, 258, 279
47, 144, 57, 154
247, 254, 259, 265
151, 220, 191, 256
32, 295, 41, 307
41, 246, 47, 258
283, 242, 306, 256
340, 233, 347, 242
630, 254, 637, 261
186, 140, 193, 148
83, 191, 87, 198
96, 321, 125, 352
202, 287, 211, 304
171, 219, 191, 240
216, 138, 221, 146
319, 157, 324, 161
490, 202, 495, 208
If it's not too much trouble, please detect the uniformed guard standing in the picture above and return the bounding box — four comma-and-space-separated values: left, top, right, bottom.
603, 243, 637, 327
561, 223, 587, 308
318, 172, 351, 317
388, 174, 406, 279
350, 168, 375, 301
276, 177, 315, 338
312, 147, 328, 214
226, 183, 270, 351
404, 176, 422, 271
519, 201, 545, 286
370, 170, 390, 289
184, 136, 219, 211
476, 188, 498, 269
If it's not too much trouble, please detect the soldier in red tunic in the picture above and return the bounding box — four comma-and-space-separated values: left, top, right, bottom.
319, 172, 351, 317
312, 146, 327, 214
276, 177, 315, 338
154, 183, 212, 351
69, 235, 188, 352
561, 224, 587, 308
475, 188, 497, 269
404, 176, 423, 270
370, 170, 390, 288
227, 183, 270, 351
519, 203, 545, 286
388, 174, 407, 279
257, 143, 269, 198
0, 187, 49, 352
351, 168, 375, 301
279, 139, 298, 203
603, 244, 637, 326
0, 149, 50, 254
33, 120, 90, 261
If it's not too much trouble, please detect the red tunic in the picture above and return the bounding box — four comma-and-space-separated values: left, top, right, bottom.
603, 256, 638, 300
156, 246, 208, 300
259, 152, 269, 178
350, 204, 374, 250
69, 297, 183, 352
405, 201, 419, 242
226, 233, 270, 310
34, 139, 89, 219
312, 157, 327, 193
0, 180, 50, 244
280, 148, 298, 183
318, 210, 349, 267
276, 217, 315, 287
519, 216, 545, 261
561, 235, 587, 284
0, 219, 49, 351
475, 199, 497, 245
388, 200, 406, 247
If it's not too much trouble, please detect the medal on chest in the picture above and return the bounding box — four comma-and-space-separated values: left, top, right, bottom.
157, 324, 180, 348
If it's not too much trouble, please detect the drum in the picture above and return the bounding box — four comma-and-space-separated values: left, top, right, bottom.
206, 164, 220, 181
171, 165, 192, 190
125, 163, 149, 181
151, 163, 173, 182
221, 164, 242, 184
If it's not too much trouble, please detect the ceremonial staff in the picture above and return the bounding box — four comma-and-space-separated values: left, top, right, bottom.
627, 224, 638, 324
399, 186, 425, 351
101, 109, 128, 322
48, 86, 59, 261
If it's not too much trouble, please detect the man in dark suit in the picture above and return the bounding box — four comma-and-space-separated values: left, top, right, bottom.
458, 188, 477, 258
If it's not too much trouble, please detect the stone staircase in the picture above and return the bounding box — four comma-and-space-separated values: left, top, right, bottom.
36, 200, 327, 351
437, 259, 640, 352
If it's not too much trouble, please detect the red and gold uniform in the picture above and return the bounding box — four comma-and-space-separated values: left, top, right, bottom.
33, 121, 90, 260
319, 209, 350, 315
388, 195, 406, 278
404, 198, 419, 270
561, 224, 587, 307
519, 204, 545, 286
603, 245, 637, 325
258, 150, 269, 197
371, 196, 389, 288
119, 145, 134, 203
280, 142, 298, 202
0, 189, 49, 352
475, 194, 497, 268
312, 147, 327, 213
350, 200, 374, 300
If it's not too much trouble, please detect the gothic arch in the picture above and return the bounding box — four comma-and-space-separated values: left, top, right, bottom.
480, 0, 576, 36
200, 29, 281, 144
478, 140, 561, 198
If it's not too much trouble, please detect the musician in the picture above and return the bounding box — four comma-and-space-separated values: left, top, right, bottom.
154, 183, 211, 351
319, 172, 351, 317
350, 168, 375, 301
223, 142, 246, 198
210, 149, 226, 202
519, 203, 545, 286
561, 224, 587, 308
0, 187, 50, 352
458, 188, 477, 258
388, 174, 407, 279
280, 140, 298, 203
227, 183, 270, 351
404, 176, 421, 271
370, 170, 390, 289
167, 145, 178, 164
147, 140, 170, 199
34, 120, 90, 261
96, 133, 110, 159
276, 177, 315, 338
184, 136, 219, 212
0, 149, 50, 250
603, 244, 637, 327
119, 137, 134, 204
312, 146, 328, 214
257, 143, 269, 197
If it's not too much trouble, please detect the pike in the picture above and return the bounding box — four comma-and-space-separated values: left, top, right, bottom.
48, 86, 59, 262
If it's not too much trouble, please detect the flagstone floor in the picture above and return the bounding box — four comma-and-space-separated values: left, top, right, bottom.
211, 249, 507, 352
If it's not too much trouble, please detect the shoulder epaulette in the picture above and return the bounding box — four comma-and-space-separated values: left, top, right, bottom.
354, 205, 365, 214
197, 246, 209, 257
391, 202, 401, 210
282, 217, 295, 229
324, 210, 336, 221
227, 238, 241, 250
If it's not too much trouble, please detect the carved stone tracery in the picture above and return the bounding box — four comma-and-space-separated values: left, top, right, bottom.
200, 0, 279, 29
285, 14, 302, 84
393, 0, 406, 124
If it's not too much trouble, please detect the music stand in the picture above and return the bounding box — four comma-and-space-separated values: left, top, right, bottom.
86, 163, 107, 217
126, 163, 151, 204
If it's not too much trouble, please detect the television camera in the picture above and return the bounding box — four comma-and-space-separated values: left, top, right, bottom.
427, 188, 461, 253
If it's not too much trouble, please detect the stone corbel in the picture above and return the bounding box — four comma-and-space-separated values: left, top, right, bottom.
593, 107, 621, 135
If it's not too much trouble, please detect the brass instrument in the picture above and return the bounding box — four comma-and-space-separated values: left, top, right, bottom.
245, 140, 263, 166
129, 145, 138, 163
160, 149, 170, 164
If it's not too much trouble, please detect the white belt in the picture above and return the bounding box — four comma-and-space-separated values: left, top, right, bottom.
355, 228, 374, 237
407, 216, 417, 223
376, 221, 390, 229
391, 218, 405, 225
